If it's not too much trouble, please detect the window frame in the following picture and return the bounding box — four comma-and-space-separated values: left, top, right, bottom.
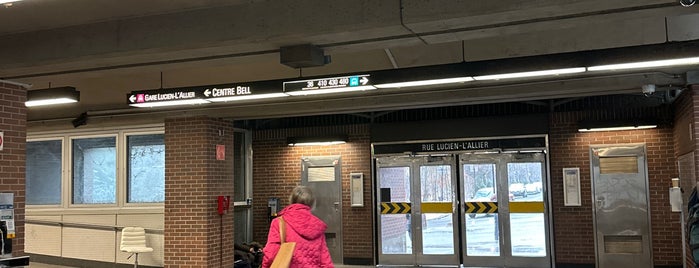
25, 137, 65, 208
26, 125, 165, 210
123, 130, 166, 206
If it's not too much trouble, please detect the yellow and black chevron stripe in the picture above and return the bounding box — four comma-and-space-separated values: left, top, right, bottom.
381, 202, 411, 214
464, 202, 498, 214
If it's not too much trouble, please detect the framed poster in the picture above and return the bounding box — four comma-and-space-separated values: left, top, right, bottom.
563, 168, 581, 206
350, 173, 364, 207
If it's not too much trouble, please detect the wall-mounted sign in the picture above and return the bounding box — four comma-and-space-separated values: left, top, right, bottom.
283, 74, 372, 94
373, 137, 546, 155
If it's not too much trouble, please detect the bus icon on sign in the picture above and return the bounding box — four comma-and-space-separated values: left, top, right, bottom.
349, 76, 359, 87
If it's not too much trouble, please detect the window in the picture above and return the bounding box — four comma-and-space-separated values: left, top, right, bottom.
72, 137, 117, 204
26, 140, 62, 205
127, 134, 165, 203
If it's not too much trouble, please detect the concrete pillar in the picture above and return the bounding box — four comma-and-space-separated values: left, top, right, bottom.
164, 116, 235, 268
0, 81, 27, 255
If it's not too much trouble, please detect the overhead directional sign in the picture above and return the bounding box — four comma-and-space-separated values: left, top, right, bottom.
127, 88, 205, 106
381, 202, 411, 214
202, 85, 252, 99
464, 202, 498, 214
283, 74, 372, 93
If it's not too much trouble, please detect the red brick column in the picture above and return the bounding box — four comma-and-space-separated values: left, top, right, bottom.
0, 81, 27, 255
164, 116, 235, 268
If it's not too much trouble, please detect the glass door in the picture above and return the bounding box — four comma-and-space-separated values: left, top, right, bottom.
459, 152, 550, 268
376, 155, 459, 266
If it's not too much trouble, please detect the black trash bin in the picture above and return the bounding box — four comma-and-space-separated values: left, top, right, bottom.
0, 221, 10, 255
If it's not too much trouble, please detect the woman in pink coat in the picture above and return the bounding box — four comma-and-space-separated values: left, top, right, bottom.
262, 186, 334, 268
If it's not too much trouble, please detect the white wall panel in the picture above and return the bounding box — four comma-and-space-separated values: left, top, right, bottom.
62, 227, 116, 262
25, 224, 62, 256
116, 213, 164, 229
62, 214, 116, 226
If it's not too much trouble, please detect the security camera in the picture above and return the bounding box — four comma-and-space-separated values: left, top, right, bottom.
641, 84, 656, 95
680, 0, 696, 7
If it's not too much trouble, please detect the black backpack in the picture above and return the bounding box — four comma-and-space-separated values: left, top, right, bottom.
687, 186, 699, 265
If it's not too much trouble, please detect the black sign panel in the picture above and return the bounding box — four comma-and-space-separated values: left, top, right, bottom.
373, 137, 546, 155
283, 74, 371, 92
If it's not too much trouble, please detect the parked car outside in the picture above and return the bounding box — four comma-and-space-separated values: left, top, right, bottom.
510, 183, 527, 197
525, 182, 542, 194
468, 187, 514, 218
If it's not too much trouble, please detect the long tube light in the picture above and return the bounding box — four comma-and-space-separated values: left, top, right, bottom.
588, 56, 699, 71
473, 67, 587, 81
286, 85, 376, 96
129, 99, 210, 108
0, 0, 21, 4
26, 86, 80, 107
207, 93, 289, 102
375, 77, 474, 88
578, 125, 657, 132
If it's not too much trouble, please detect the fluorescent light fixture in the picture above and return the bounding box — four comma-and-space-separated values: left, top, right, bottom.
129, 99, 210, 108
207, 93, 289, 102
588, 57, 699, 71
26, 86, 80, 107
0, 0, 21, 4
578, 125, 657, 132
375, 77, 474, 88
286, 85, 376, 96
287, 136, 347, 146
288, 141, 346, 146
473, 67, 587, 81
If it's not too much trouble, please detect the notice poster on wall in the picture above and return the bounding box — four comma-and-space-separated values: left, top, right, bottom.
0, 193, 15, 238
563, 168, 581, 206
350, 173, 363, 207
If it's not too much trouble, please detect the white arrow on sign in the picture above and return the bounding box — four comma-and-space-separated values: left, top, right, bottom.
360, 76, 369, 85
204, 89, 211, 97
129, 95, 136, 103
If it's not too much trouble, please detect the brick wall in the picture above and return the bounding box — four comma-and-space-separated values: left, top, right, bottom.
164, 116, 235, 268
0, 81, 26, 255
550, 111, 680, 266
251, 124, 373, 263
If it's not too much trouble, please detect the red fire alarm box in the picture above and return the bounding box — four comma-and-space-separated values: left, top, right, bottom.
217, 196, 230, 215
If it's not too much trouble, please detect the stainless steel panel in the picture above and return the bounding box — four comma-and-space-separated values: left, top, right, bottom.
591, 144, 651, 268
301, 156, 343, 263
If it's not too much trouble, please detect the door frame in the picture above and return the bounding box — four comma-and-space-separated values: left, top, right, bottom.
459, 152, 551, 267
374, 155, 460, 266
372, 135, 553, 267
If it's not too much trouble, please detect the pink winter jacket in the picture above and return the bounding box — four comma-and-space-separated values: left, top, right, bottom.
262, 203, 334, 268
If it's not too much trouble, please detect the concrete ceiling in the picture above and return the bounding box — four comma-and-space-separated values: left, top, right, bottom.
0, 0, 697, 130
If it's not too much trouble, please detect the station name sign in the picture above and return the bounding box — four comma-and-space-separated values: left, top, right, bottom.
373, 137, 546, 155
127, 83, 263, 106
128, 90, 200, 104
283, 74, 371, 93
